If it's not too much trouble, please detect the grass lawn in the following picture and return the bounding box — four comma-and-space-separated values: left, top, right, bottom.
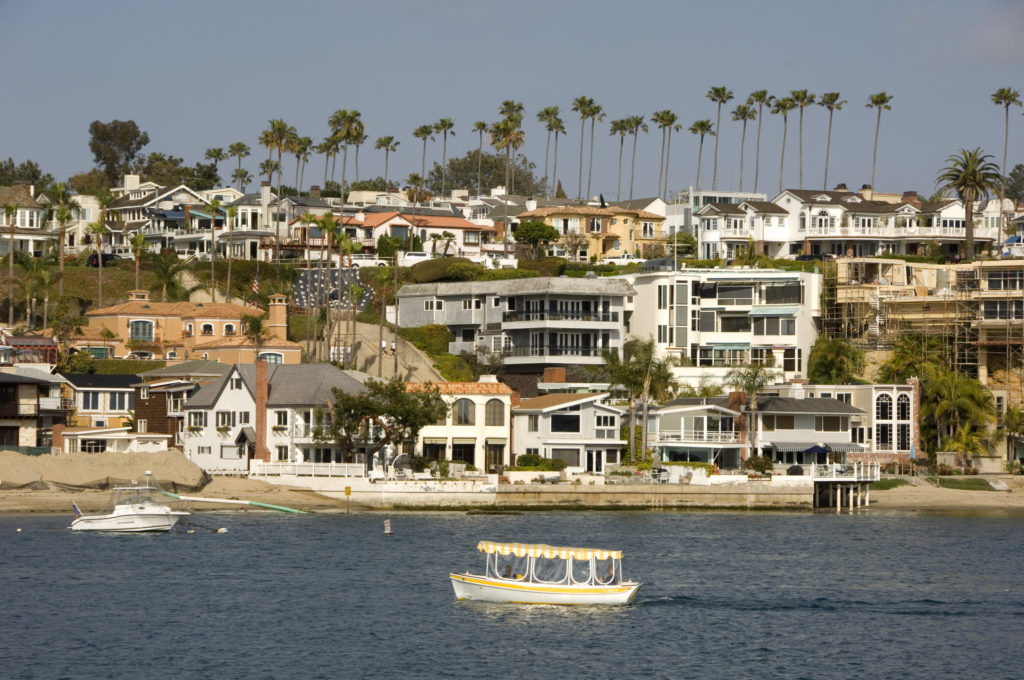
869, 478, 911, 491
934, 477, 994, 491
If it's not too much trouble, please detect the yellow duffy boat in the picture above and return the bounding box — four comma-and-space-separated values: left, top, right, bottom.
450, 540, 641, 605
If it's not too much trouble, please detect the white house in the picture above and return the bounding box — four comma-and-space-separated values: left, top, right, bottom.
512, 392, 625, 474
53, 425, 171, 454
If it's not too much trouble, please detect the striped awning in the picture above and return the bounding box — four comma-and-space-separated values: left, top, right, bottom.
828, 443, 864, 453
476, 541, 622, 560
748, 306, 799, 316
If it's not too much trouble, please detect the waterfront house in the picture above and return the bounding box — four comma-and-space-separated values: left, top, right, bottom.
0, 370, 69, 449
515, 203, 667, 261
0, 182, 52, 258
650, 397, 744, 469
511, 392, 626, 473
62, 373, 139, 429
51, 424, 171, 454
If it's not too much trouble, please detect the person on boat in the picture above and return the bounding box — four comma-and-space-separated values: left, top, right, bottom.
503, 565, 512, 579
600, 563, 615, 584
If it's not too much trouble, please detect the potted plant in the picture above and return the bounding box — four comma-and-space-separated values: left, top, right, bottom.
217, 425, 230, 435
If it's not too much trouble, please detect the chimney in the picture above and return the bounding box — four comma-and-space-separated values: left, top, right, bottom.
260, 181, 271, 205
901, 191, 920, 207
127, 290, 150, 302
355, 211, 365, 223
542, 367, 566, 383
510, 390, 521, 408
309, 185, 321, 199
834, 183, 848, 191
525, 199, 537, 211
52, 423, 65, 454
124, 174, 140, 192
254, 362, 270, 461
267, 294, 287, 339
478, 374, 498, 383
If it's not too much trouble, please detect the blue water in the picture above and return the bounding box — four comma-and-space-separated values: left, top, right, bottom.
2, 510, 1022, 679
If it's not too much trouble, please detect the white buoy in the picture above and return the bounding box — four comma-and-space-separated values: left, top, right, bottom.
383, 519, 393, 535
216, 527, 228, 534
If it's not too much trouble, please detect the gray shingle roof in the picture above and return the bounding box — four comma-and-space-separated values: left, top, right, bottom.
756, 397, 863, 415
63, 374, 141, 389
185, 363, 369, 409
139, 360, 231, 380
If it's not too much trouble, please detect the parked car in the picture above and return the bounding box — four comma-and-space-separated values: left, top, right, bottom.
346, 254, 390, 268
87, 252, 121, 267
399, 251, 432, 267
601, 253, 645, 266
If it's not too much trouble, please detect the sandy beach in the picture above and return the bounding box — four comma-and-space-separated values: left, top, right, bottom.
2, 450, 1024, 515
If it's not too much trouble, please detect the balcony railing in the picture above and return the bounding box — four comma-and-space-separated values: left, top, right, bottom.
811, 462, 880, 482
502, 311, 619, 323
506, 345, 605, 358
656, 430, 739, 443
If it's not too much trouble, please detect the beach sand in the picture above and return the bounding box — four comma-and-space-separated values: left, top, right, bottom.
1, 450, 1023, 515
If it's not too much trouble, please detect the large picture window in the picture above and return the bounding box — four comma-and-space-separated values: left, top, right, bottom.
455, 399, 475, 426
484, 399, 504, 426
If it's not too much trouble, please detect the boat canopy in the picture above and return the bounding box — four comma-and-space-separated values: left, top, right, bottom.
476, 541, 622, 560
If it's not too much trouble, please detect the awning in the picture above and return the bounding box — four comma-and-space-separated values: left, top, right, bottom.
485, 438, 507, 446
476, 540, 622, 560
452, 438, 476, 445
748, 306, 799, 317
708, 343, 750, 350
828, 443, 864, 453
235, 427, 256, 444
1007, 235, 1021, 243
771, 442, 819, 452
423, 437, 447, 445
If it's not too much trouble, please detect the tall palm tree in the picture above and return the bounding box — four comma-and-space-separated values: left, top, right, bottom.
771, 97, 797, 194
651, 110, 678, 199
130, 231, 146, 291
242, 312, 270, 359
688, 120, 714, 190
231, 168, 252, 192
259, 159, 279, 184
434, 118, 455, 197
747, 90, 773, 193
228, 142, 251, 189
4, 202, 18, 326
206, 198, 220, 302
350, 127, 366, 183
936, 147, 1001, 262
706, 86, 734, 190
572, 96, 595, 200
731, 104, 756, 192
263, 118, 295, 259
626, 114, 647, 201
46, 182, 82, 297
294, 135, 313, 193
536, 106, 560, 197
991, 87, 1021, 247
88, 221, 106, 308
329, 109, 361, 192
317, 138, 333, 188
149, 251, 190, 302
224, 206, 237, 301
790, 90, 816, 189
412, 124, 435, 183
490, 119, 525, 197
609, 118, 629, 201
498, 101, 525, 195
374, 136, 399, 194
817, 92, 847, 191
549, 114, 566, 199
725, 363, 777, 460
585, 101, 604, 200
472, 120, 488, 196
204, 147, 226, 183
866, 92, 894, 190
406, 173, 427, 204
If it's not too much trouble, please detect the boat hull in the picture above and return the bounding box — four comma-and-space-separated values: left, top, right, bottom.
70, 510, 188, 533
450, 572, 640, 605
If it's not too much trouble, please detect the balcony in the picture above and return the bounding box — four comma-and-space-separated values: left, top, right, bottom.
39, 396, 74, 411
502, 311, 619, 323
0, 402, 39, 417
656, 430, 739, 444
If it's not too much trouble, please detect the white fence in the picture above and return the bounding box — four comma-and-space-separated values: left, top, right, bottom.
250, 461, 366, 478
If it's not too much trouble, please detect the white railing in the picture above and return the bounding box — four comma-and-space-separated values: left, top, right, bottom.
250, 461, 365, 478
811, 462, 880, 482
656, 430, 739, 443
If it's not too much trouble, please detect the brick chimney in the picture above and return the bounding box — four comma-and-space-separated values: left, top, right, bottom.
267, 294, 287, 339
542, 367, 566, 383
52, 423, 65, 454
309, 185, 321, 199
254, 362, 270, 461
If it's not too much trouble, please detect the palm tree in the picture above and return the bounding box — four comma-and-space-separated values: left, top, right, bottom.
206, 198, 220, 302
375, 136, 399, 194
242, 312, 270, 359
472, 120, 488, 196
412, 124, 435, 182
129, 232, 146, 291
609, 118, 629, 201
204, 147, 226, 182
350, 128, 366, 183
817, 92, 847, 190
293, 135, 313, 193
924, 367, 995, 452
46, 182, 81, 297
603, 338, 675, 464
259, 159, 278, 184
224, 206, 237, 301
406, 173, 427, 204
263, 118, 295, 259
601, 342, 643, 463
231, 168, 252, 192
4, 202, 17, 326
550, 114, 567, 199
572, 96, 595, 200
54, 203, 75, 297
706, 86, 734, 190
626, 114, 647, 201
537, 106, 560, 197
936, 148, 1001, 262
771, 97, 797, 193
731, 104, 756, 192
149, 251, 191, 302
498, 101, 525, 195
688, 120, 714, 190
790, 90, 815, 189
36, 267, 60, 331
651, 110, 678, 199
228, 142, 251, 189
991, 87, 1021, 247
747, 90, 773, 193
88, 221, 106, 307
434, 118, 455, 197
866, 92, 894, 190
329, 109, 361, 192
725, 363, 777, 460
585, 101, 604, 200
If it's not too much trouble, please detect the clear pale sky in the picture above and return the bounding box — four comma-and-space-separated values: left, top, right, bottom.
2, 0, 1023, 200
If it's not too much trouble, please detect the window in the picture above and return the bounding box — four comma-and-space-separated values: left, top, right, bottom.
897, 394, 911, 421
276, 411, 289, 427
257, 352, 283, 364
189, 412, 208, 428
216, 411, 236, 428
876, 394, 892, 420
551, 409, 581, 433
527, 414, 538, 432
455, 398, 475, 426
589, 217, 602, 233
424, 299, 445, 311
876, 423, 892, 448
641, 222, 655, 238
129, 320, 154, 342
762, 415, 794, 431
197, 446, 211, 456
815, 416, 847, 432
720, 315, 751, 333
185, 324, 194, 336
764, 283, 801, 305
783, 348, 801, 373
897, 423, 910, 451
224, 324, 235, 336
140, 387, 149, 400
231, 377, 242, 390
239, 411, 250, 424
136, 419, 147, 433
551, 448, 580, 466
110, 392, 131, 411
201, 323, 214, 336
717, 285, 753, 305
277, 446, 290, 461
484, 399, 504, 426
82, 391, 101, 410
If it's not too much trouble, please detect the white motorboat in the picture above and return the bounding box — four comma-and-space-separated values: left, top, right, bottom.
450, 540, 641, 606
70, 473, 190, 533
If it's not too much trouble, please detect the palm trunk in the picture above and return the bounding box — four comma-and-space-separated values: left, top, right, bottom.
134, 253, 140, 290
696, 138, 704, 190
275, 150, 284, 262
543, 130, 551, 200
477, 132, 483, 196
779, 119, 789, 194
739, 120, 748, 192
58, 225, 65, 296
1000, 105, 1010, 249
420, 140, 427, 180
441, 135, 448, 197
97, 248, 103, 308
226, 224, 233, 302
663, 128, 674, 200
578, 121, 585, 200
42, 293, 49, 330
753, 104, 764, 193
587, 118, 597, 199
640, 393, 651, 465
8, 225, 14, 327
210, 222, 216, 304
324, 153, 330, 188
552, 132, 560, 199
629, 132, 639, 201
355, 145, 361, 183
712, 103, 723, 190
798, 108, 805, 189
965, 192, 975, 262
341, 146, 349, 201
824, 110, 835, 190
871, 108, 882, 190
616, 139, 624, 202
628, 398, 638, 464
657, 127, 666, 201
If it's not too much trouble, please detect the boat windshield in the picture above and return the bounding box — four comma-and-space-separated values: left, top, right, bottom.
490, 554, 529, 581
533, 555, 568, 584
110, 486, 163, 507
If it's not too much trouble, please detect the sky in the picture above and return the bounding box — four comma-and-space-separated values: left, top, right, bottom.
2, 0, 1024, 200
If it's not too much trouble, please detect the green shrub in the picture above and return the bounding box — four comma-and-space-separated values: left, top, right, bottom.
408, 456, 430, 473
437, 460, 450, 478
93, 359, 166, 375
869, 478, 910, 491
936, 477, 992, 491
518, 257, 567, 277
400, 324, 454, 355
410, 257, 477, 283
743, 455, 774, 474
662, 460, 714, 476
508, 453, 566, 471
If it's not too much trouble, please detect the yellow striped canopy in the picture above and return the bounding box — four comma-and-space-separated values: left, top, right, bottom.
476, 540, 622, 560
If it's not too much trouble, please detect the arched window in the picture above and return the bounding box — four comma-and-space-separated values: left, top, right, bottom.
224, 323, 235, 336
186, 323, 194, 336
455, 398, 475, 426
201, 323, 214, 336
484, 399, 504, 426
258, 352, 283, 364
876, 393, 892, 420
897, 394, 910, 421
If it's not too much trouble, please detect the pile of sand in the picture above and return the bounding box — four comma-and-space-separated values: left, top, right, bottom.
0, 450, 209, 491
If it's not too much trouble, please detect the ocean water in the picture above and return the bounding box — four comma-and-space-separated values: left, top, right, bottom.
1, 510, 1022, 680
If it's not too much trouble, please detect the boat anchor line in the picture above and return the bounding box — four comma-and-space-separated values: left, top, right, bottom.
161, 492, 308, 514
